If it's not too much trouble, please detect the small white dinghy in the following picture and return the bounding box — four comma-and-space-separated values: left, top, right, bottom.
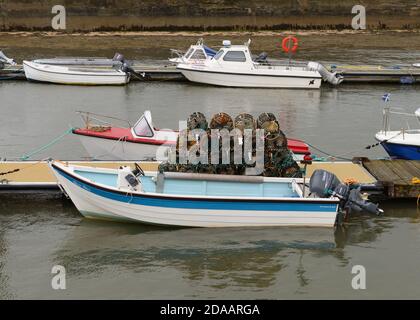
23, 61, 130, 85
49, 161, 342, 227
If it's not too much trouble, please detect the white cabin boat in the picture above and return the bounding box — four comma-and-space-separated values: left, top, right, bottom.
177, 40, 342, 88
23, 61, 130, 85
49, 161, 341, 227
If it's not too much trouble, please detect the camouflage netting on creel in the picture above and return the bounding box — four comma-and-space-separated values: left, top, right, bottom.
159, 112, 302, 178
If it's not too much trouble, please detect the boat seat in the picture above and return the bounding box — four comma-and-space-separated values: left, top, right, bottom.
156, 172, 165, 193
255, 52, 269, 64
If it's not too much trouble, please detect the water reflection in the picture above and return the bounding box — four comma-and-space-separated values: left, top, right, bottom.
51, 201, 417, 291
0, 198, 418, 298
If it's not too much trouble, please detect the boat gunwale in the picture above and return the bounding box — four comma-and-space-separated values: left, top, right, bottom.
73, 128, 176, 146
51, 162, 340, 204
375, 132, 420, 147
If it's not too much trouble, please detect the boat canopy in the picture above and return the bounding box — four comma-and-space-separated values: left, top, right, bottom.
203, 45, 217, 57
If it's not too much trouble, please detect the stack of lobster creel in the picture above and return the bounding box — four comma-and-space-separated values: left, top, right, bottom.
158, 112, 302, 178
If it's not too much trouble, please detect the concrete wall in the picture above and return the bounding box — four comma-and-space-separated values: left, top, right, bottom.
0, 0, 419, 31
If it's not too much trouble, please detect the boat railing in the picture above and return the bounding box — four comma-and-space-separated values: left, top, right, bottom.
169, 49, 184, 59
381, 107, 420, 134
253, 63, 308, 71
76, 111, 132, 129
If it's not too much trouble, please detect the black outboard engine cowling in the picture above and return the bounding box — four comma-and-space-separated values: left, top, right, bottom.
309, 169, 340, 198
334, 183, 350, 199
309, 169, 383, 217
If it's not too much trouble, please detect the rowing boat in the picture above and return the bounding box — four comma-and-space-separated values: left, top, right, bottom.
23, 61, 130, 85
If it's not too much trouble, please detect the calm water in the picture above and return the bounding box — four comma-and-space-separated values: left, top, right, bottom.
0, 56, 419, 298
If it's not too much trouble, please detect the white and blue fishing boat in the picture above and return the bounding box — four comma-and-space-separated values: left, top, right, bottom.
49, 161, 343, 228
375, 107, 420, 160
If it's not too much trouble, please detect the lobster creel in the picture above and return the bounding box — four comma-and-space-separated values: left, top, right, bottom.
160, 112, 302, 178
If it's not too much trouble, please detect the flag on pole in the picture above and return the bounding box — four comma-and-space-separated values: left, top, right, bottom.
382, 93, 391, 102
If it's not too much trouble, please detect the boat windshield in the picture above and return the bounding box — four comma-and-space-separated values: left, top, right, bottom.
189, 49, 207, 60
184, 47, 194, 59
133, 116, 154, 137
213, 50, 224, 60
223, 51, 247, 62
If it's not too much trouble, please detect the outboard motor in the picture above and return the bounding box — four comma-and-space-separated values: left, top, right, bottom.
307, 61, 344, 86
121, 61, 133, 73
0, 50, 16, 67
309, 169, 340, 198
119, 59, 146, 80
345, 188, 383, 215
309, 169, 383, 217
112, 52, 125, 63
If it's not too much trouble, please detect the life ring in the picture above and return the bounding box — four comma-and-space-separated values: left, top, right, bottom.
282, 36, 298, 53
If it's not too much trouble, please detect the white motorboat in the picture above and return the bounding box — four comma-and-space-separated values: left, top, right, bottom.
177, 40, 343, 88
169, 38, 217, 64
23, 60, 130, 85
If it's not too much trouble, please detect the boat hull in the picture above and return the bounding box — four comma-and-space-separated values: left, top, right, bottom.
375, 131, 420, 160
77, 134, 169, 161
51, 163, 339, 228
178, 67, 322, 89
380, 142, 420, 160
77, 134, 305, 161
23, 61, 129, 85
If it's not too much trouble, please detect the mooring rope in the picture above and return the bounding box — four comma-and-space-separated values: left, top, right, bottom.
307, 130, 405, 162
19, 127, 75, 161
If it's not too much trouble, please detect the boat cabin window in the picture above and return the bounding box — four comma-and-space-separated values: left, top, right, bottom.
133, 116, 154, 137
189, 49, 206, 60
223, 51, 247, 62
213, 50, 224, 60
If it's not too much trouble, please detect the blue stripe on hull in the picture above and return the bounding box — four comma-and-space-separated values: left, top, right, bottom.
55, 167, 338, 213
381, 142, 420, 160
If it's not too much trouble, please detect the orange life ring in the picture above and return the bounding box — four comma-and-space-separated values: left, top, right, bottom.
282, 36, 298, 53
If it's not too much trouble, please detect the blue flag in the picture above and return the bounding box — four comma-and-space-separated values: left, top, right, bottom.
382, 93, 391, 102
